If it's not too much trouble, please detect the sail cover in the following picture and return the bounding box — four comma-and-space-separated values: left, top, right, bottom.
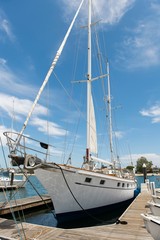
90, 95, 97, 154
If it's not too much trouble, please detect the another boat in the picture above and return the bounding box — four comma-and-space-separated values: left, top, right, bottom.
148, 200, 160, 216
4, 0, 137, 223
156, 190, 160, 197
141, 213, 160, 240
152, 195, 160, 204
0, 169, 26, 190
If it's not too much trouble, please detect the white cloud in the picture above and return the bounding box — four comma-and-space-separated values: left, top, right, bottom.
118, 1, 160, 68
30, 117, 67, 137
140, 103, 160, 123
114, 131, 124, 139
0, 60, 73, 138
95, 0, 135, 24
0, 93, 68, 139
0, 125, 12, 145
60, 0, 135, 25
0, 9, 15, 42
0, 58, 37, 97
0, 93, 48, 122
0, 58, 6, 65
0, 125, 12, 168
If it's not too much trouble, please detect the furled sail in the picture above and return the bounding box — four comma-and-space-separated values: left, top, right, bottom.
89, 94, 97, 154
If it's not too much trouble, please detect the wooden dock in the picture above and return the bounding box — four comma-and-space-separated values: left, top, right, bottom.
0, 189, 154, 240
0, 194, 53, 216
0, 185, 18, 191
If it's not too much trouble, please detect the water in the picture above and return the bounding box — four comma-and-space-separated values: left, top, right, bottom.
135, 174, 160, 189
0, 174, 58, 227
0, 175, 47, 202
0, 174, 159, 228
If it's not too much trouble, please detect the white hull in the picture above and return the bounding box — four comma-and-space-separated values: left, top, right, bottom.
152, 195, 160, 204
148, 201, 160, 216
35, 164, 136, 220
141, 213, 160, 240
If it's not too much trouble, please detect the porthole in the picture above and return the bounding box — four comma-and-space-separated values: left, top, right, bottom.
117, 182, 121, 187
122, 183, 125, 187
85, 177, 92, 183
100, 180, 105, 185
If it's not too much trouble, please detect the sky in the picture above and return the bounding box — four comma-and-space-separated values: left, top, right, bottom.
0, 0, 160, 169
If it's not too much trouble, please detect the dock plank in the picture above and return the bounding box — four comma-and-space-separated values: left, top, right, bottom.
0, 194, 53, 215
0, 191, 154, 239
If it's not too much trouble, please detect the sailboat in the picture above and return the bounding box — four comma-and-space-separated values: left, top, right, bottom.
4, 0, 137, 223
148, 200, 160, 216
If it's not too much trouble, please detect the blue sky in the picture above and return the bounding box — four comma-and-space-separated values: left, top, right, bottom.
0, 0, 160, 169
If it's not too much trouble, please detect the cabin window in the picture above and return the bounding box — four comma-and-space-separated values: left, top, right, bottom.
85, 177, 92, 183
117, 182, 120, 187
100, 180, 105, 185
122, 183, 125, 187
127, 183, 129, 187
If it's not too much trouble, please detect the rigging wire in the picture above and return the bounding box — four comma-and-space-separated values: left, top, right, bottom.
93, 32, 107, 155
11, 193, 27, 239
92, 2, 121, 166
91, 3, 109, 151
0, 172, 56, 240
91, 9, 124, 169
91, 20, 110, 160
52, 71, 87, 156
0, 143, 28, 231
0, 160, 55, 220
17, 165, 56, 216
0, 137, 8, 169
66, 29, 88, 163
2, 188, 25, 240
64, 29, 85, 164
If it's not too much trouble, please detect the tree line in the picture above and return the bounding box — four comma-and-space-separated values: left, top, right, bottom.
126, 156, 159, 174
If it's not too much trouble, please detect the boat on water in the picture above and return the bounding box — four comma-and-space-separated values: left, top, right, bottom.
141, 213, 160, 240
152, 195, 160, 204
0, 169, 26, 190
148, 200, 160, 216
4, 0, 137, 223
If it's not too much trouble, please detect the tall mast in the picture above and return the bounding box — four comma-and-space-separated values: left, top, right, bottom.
107, 61, 115, 167
86, 0, 92, 162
